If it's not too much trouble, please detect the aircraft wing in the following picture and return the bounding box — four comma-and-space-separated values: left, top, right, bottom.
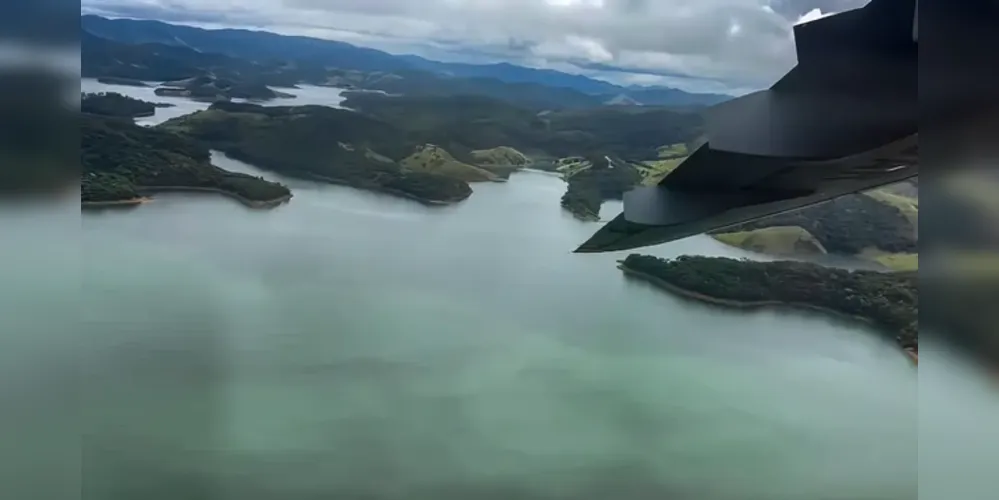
577, 0, 994, 253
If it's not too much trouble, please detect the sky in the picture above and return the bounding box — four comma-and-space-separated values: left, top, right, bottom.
81, 0, 870, 94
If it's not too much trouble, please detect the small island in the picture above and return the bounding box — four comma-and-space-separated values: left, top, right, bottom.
82, 115, 292, 208
155, 74, 296, 101
82, 92, 157, 118
618, 254, 918, 362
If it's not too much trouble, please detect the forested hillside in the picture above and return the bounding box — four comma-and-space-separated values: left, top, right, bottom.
620, 254, 918, 352
159, 103, 473, 204
82, 115, 290, 205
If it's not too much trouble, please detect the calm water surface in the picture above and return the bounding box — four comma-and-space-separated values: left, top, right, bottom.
81, 79, 350, 126
66, 80, 921, 499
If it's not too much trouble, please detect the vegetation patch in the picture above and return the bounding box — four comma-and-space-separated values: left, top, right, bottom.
725, 193, 917, 255
619, 254, 918, 353
866, 189, 918, 226
470, 146, 530, 167
712, 226, 827, 256
82, 115, 290, 206
657, 143, 689, 158
636, 157, 686, 186
860, 249, 919, 272
159, 102, 473, 204
401, 144, 499, 183
82, 92, 156, 118
560, 155, 642, 220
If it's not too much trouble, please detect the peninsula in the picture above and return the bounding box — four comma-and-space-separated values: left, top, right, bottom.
619, 254, 918, 361
82, 115, 292, 208
158, 102, 473, 204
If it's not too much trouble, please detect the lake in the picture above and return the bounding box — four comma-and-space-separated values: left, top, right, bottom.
81, 79, 352, 126
72, 80, 919, 499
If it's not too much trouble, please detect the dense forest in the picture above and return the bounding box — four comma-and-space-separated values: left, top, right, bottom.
341, 92, 704, 160
160, 96, 695, 206
723, 194, 918, 254
81, 92, 157, 118
620, 254, 918, 351
158, 103, 472, 204
82, 115, 290, 204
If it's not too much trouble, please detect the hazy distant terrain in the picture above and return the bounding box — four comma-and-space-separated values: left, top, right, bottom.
81, 14, 731, 109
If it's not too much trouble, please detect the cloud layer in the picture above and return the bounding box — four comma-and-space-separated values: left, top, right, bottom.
82, 0, 870, 93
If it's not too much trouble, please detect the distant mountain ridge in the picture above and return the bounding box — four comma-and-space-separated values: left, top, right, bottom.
81, 14, 730, 107
396, 57, 621, 95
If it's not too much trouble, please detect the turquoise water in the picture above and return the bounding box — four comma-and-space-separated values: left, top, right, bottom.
72, 150, 917, 499
35, 81, 922, 498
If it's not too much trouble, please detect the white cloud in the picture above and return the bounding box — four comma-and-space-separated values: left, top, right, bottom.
82, 0, 869, 92
532, 36, 614, 63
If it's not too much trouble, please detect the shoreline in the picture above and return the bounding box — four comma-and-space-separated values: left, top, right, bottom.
709, 233, 910, 273
562, 205, 600, 222
618, 262, 918, 365
138, 186, 293, 208
81, 197, 152, 208
295, 172, 469, 206
213, 151, 472, 206
83, 188, 292, 210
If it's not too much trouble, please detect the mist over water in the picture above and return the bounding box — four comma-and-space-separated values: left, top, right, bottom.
72, 81, 918, 499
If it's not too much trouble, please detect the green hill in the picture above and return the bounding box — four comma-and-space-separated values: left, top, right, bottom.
340, 92, 704, 160
157, 91, 707, 210
560, 155, 643, 220
712, 226, 827, 256
337, 92, 703, 212
470, 146, 530, 167
865, 189, 918, 226
159, 102, 472, 204
715, 191, 916, 255
469, 146, 532, 179
82, 115, 290, 207
710, 182, 919, 270
401, 144, 499, 183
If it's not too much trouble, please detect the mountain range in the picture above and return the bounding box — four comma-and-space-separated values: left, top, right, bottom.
81, 14, 730, 108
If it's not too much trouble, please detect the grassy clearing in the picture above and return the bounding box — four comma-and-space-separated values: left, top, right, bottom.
158, 109, 265, 133
401, 144, 499, 182
874, 253, 919, 272
712, 226, 827, 256
554, 157, 593, 179
657, 143, 689, 158
866, 189, 919, 226
633, 143, 691, 185
859, 248, 919, 271
637, 157, 686, 186
470, 146, 530, 167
